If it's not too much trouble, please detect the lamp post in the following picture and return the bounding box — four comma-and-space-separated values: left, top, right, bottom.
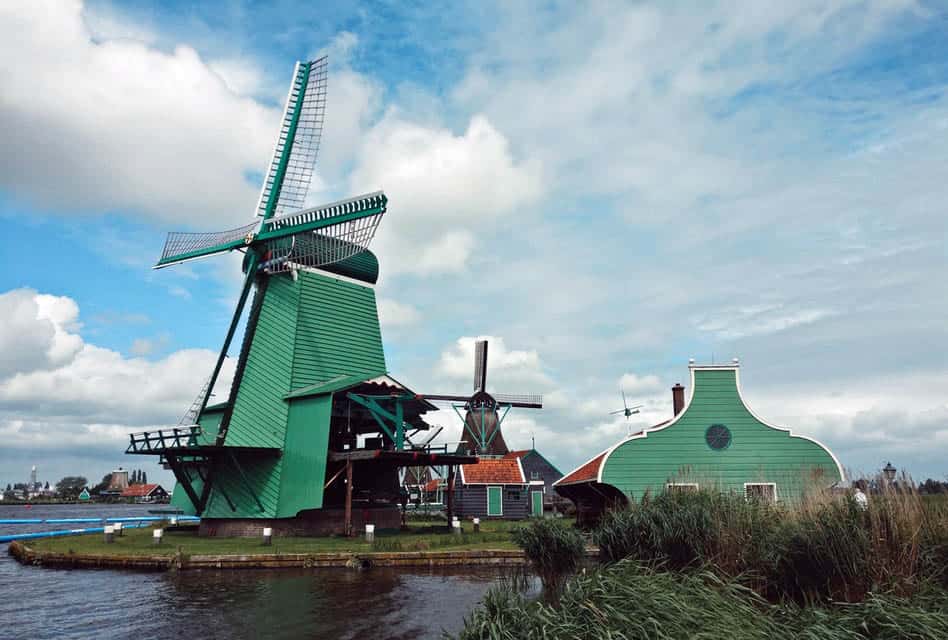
883, 462, 897, 482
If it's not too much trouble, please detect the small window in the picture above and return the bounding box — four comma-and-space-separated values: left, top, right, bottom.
506, 489, 521, 501
666, 483, 699, 494
744, 483, 777, 503
531, 471, 541, 480
705, 424, 732, 450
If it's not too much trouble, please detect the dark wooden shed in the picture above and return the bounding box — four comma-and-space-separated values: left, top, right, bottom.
455, 458, 535, 519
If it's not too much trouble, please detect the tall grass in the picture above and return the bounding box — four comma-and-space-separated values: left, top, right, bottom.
454, 560, 948, 640
511, 518, 585, 595
594, 487, 948, 603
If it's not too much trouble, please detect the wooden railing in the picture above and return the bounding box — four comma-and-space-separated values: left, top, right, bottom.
127, 425, 201, 454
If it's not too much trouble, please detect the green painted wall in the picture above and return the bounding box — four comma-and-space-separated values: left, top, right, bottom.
276, 394, 332, 517
291, 271, 386, 389
197, 267, 386, 519
600, 368, 842, 502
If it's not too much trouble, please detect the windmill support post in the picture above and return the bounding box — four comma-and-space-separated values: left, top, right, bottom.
446, 465, 455, 523
344, 458, 354, 537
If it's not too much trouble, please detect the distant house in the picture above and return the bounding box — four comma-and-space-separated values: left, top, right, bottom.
503, 449, 565, 512
120, 483, 168, 503
455, 458, 545, 519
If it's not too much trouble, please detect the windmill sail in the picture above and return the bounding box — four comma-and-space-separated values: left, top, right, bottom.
156, 220, 260, 268
256, 57, 328, 221
474, 340, 488, 392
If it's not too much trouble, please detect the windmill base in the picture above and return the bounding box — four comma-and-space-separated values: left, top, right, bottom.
197, 505, 402, 538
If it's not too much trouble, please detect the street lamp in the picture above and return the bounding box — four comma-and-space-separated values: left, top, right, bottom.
883, 462, 897, 483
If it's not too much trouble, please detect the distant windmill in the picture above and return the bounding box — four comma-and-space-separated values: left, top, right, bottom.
610, 391, 641, 434
424, 340, 542, 456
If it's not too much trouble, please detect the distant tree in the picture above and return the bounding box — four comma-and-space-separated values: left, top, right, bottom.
919, 478, 948, 494
55, 476, 88, 500
44, 481, 50, 490
4, 483, 10, 492
141, 471, 147, 485
90, 474, 112, 496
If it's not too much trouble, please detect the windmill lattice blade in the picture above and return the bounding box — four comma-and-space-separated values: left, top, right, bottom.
256, 57, 328, 220
474, 340, 488, 392
492, 393, 542, 408
155, 220, 259, 268
259, 193, 386, 273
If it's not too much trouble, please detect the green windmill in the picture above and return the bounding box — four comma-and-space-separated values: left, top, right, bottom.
126, 58, 475, 535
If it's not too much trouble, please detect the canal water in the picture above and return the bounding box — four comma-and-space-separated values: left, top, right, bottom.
0, 504, 518, 640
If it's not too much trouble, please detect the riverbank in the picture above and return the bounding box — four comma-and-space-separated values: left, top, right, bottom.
8, 518, 596, 571
9, 539, 538, 570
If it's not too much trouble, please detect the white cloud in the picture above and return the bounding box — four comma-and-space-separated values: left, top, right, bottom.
0, 0, 278, 225
0, 289, 83, 378
0, 288, 234, 453
619, 373, 663, 394
377, 298, 420, 328
436, 335, 552, 391
350, 114, 543, 274
129, 333, 171, 357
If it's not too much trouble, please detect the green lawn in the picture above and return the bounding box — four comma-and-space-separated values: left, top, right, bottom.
28, 519, 523, 557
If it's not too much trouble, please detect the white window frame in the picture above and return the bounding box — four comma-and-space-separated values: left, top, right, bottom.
665, 482, 699, 493
743, 482, 778, 502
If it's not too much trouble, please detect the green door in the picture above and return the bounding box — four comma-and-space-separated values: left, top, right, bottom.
487, 486, 503, 516
531, 490, 543, 517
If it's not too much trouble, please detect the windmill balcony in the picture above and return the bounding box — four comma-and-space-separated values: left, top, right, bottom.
127, 426, 201, 454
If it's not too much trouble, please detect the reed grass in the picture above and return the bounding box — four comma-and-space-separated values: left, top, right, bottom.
510, 518, 586, 594
593, 485, 948, 603
455, 560, 948, 640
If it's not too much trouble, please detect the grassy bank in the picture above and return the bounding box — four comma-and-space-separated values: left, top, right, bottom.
27, 519, 520, 557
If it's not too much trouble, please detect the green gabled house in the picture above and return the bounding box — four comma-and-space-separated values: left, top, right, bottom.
555, 362, 844, 524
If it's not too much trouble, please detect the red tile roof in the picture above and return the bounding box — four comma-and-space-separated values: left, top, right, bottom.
423, 478, 443, 493
503, 450, 531, 460
460, 458, 525, 485
556, 453, 606, 486
120, 483, 162, 498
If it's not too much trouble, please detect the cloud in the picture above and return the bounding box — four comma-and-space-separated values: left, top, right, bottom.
350, 114, 543, 274
436, 335, 551, 390
0, 289, 83, 378
694, 304, 837, 340
619, 373, 663, 394
0, 0, 278, 225
129, 333, 171, 357
377, 298, 420, 328
0, 289, 234, 465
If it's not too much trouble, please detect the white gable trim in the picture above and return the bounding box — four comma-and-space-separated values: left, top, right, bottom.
597, 363, 845, 484
733, 368, 846, 482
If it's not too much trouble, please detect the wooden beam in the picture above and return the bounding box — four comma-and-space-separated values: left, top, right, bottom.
446, 465, 455, 522
344, 459, 353, 537
165, 456, 201, 512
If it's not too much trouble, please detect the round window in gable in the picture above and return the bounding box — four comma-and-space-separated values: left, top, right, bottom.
705, 424, 731, 450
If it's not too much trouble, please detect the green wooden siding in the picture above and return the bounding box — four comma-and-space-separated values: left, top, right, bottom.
600, 368, 842, 502
197, 267, 386, 519
291, 272, 386, 389
487, 486, 503, 516
276, 395, 332, 517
